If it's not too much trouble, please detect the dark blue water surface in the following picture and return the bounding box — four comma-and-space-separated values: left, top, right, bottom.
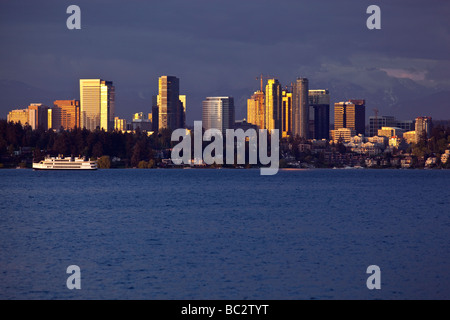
0, 168, 449, 300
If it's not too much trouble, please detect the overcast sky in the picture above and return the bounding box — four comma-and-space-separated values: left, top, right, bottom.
1, 0, 449, 123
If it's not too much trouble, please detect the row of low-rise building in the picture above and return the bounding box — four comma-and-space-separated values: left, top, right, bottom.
329, 116, 433, 147
7, 100, 80, 131
7, 79, 114, 131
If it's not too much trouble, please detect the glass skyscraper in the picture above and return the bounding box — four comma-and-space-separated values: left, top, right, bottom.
334, 100, 365, 135
202, 97, 235, 136
309, 89, 330, 140
265, 79, 282, 132
292, 78, 309, 139
158, 76, 185, 131
80, 79, 115, 131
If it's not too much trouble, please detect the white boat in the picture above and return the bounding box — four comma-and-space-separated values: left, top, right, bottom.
32, 156, 97, 170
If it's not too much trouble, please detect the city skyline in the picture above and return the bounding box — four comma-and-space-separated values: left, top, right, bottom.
0, 1, 449, 123
2, 0, 450, 304
4, 74, 441, 137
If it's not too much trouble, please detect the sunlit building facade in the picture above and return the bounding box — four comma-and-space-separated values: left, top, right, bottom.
132, 113, 152, 131
415, 116, 432, 142
114, 117, 127, 132
330, 128, 356, 143
47, 109, 52, 130
247, 90, 265, 130
179, 94, 186, 128
282, 90, 292, 137
377, 126, 405, 138
7, 108, 29, 126
28, 103, 48, 130
265, 79, 282, 132
52, 100, 80, 130
158, 76, 185, 130
334, 100, 365, 135
80, 79, 115, 131
403, 131, 417, 144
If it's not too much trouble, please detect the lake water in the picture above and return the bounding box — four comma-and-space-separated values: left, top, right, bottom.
0, 168, 449, 300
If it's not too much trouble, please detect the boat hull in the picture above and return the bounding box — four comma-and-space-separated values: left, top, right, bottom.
32, 166, 97, 170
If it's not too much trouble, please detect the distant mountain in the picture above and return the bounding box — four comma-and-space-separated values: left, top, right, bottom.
314, 77, 449, 122
391, 90, 450, 121
0, 80, 76, 118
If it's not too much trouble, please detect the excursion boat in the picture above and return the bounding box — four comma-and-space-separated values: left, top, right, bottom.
32, 155, 98, 170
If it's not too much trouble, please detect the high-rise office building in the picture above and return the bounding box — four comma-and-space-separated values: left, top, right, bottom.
348, 99, 365, 135
28, 103, 48, 130
265, 79, 282, 132
52, 100, 80, 130
158, 76, 184, 130
334, 102, 346, 130
7, 108, 29, 126
292, 78, 309, 139
247, 90, 265, 130
415, 116, 432, 141
202, 97, 235, 135
334, 100, 365, 135
309, 89, 330, 140
282, 90, 292, 137
80, 79, 115, 131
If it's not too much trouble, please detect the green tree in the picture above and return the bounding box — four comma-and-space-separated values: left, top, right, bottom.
147, 159, 156, 168
97, 155, 111, 169
138, 160, 148, 169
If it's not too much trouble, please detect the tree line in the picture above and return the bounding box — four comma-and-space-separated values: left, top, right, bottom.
0, 120, 173, 168
1, 119, 449, 169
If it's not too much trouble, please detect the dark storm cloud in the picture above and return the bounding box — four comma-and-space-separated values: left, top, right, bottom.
0, 0, 449, 121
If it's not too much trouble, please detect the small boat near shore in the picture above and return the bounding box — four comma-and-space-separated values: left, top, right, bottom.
32, 155, 97, 170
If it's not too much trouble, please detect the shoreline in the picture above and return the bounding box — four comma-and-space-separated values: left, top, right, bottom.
2, 166, 448, 171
